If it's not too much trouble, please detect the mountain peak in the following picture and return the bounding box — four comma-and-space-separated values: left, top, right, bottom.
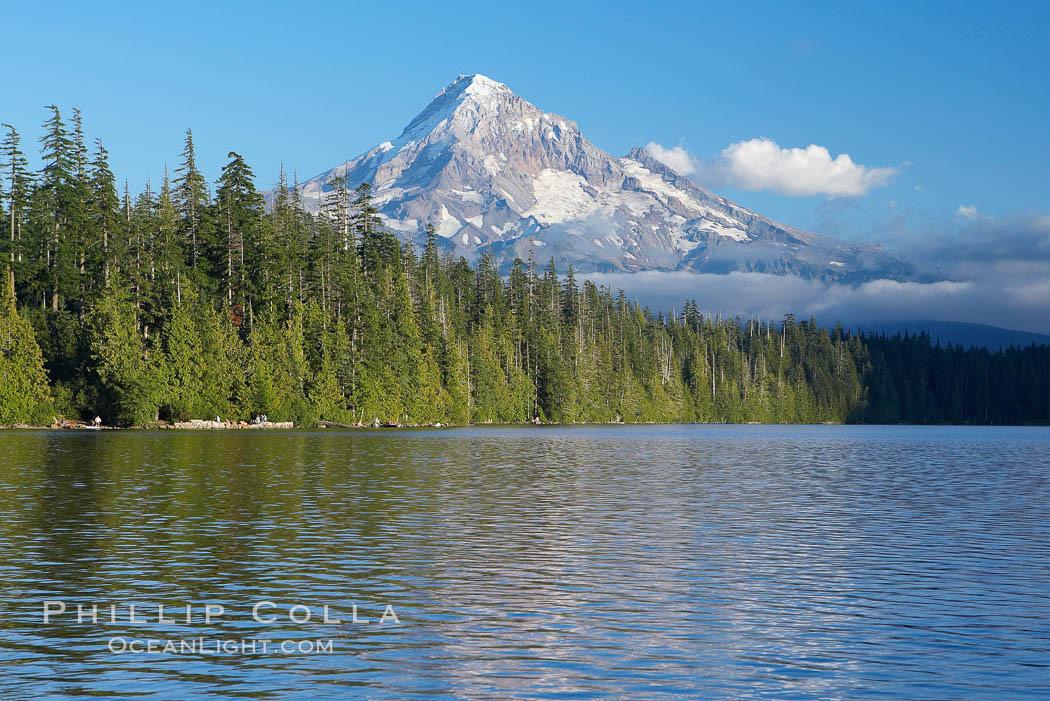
440, 74, 511, 101
398, 74, 514, 142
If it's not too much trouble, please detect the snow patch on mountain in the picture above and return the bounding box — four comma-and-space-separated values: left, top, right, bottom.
525, 170, 598, 224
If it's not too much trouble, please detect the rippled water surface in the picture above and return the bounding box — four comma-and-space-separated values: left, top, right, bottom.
1, 425, 1048, 699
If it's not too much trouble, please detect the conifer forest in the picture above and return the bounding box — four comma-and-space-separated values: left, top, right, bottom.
1, 109, 1048, 427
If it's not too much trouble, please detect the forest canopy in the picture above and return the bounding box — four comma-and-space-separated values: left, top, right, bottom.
1, 108, 1047, 426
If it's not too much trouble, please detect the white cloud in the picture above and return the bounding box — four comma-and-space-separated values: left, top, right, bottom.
646, 138, 897, 197
956, 204, 981, 219
643, 142, 695, 175
716, 139, 898, 196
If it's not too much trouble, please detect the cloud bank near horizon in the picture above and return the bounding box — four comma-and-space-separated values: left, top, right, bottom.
580, 271, 1046, 334
645, 138, 898, 197
581, 211, 1050, 334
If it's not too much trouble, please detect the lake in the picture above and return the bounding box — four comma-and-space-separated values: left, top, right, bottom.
1, 425, 1048, 699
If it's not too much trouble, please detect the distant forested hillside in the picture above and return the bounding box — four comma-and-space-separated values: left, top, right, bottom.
1, 110, 1047, 426
858, 321, 1050, 351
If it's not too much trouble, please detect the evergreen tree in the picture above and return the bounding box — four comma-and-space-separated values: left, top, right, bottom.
88, 290, 165, 425
174, 129, 212, 276
214, 151, 263, 328
0, 265, 53, 424
35, 105, 80, 311
1, 124, 33, 280
86, 139, 120, 289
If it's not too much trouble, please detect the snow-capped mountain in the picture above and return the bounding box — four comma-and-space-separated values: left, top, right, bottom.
280, 74, 916, 281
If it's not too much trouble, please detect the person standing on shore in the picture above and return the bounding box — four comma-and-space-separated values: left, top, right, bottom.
93, 416, 102, 427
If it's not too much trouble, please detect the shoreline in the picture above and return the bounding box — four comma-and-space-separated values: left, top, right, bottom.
4, 420, 1049, 431
0, 419, 818, 430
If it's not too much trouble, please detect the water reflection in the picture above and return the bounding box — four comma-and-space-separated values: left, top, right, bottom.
0, 426, 1048, 699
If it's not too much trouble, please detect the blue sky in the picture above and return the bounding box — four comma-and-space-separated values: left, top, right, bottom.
2, 0, 1048, 251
